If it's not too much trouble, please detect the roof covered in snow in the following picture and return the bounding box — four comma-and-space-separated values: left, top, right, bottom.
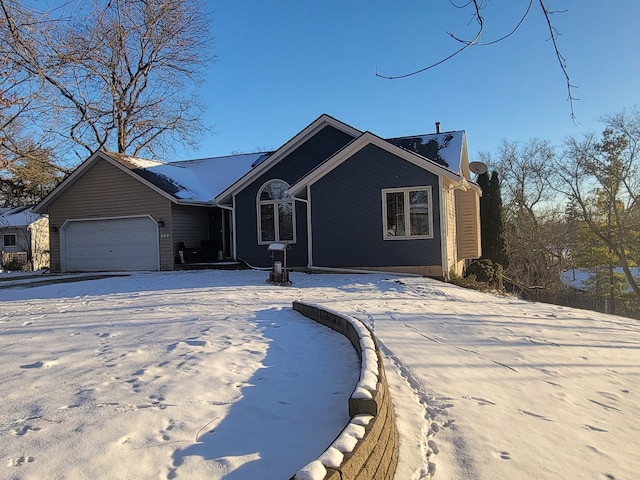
35, 115, 468, 213
107, 152, 272, 203
0, 206, 45, 228
108, 130, 467, 204
561, 268, 640, 293
386, 131, 465, 173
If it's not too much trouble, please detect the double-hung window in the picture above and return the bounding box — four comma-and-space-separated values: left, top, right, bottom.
257, 180, 295, 244
382, 187, 433, 239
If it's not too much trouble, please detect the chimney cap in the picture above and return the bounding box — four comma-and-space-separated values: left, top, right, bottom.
435, 121, 441, 133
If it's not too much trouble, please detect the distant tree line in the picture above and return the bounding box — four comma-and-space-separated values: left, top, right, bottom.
475, 106, 640, 318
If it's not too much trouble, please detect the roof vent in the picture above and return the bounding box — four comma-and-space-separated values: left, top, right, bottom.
435, 121, 441, 134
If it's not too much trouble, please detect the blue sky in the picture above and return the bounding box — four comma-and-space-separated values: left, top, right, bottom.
178, 1, 640, 161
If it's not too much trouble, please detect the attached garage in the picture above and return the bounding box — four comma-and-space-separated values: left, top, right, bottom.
61, 216, 159, 272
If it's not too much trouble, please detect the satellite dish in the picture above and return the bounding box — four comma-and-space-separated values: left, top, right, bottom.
469, 161, 488, 176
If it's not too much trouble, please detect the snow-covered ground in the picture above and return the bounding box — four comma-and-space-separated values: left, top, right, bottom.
1, 270, 638, 479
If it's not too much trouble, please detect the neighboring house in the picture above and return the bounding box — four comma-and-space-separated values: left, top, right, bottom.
0, 206, 50, 271
34, 114, 481, 278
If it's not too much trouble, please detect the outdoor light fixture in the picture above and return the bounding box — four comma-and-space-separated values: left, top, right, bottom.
157, 220, 165, 227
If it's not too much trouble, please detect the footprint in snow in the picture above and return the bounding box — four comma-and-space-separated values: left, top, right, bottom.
544, 380, 564, 388
11, 425, 41, 436
585, 424, 608, 432
462, 395, 496, 406
517, 409, 553, 422
20, 361, 43, 369
20, 360, 58, 369
499, 451, 511, 460
427, 439, 440, 454
588, 399, 622, 413
8, 455, 35, 467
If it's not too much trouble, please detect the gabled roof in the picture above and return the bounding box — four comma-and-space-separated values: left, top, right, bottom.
0, 206, 45, 227
287, 131, 472, 196
33, 114, 473, 214
214, 114, 362, 205
34, 150, 269, 213
109, 151, 269, 202
386, 130, 466, 174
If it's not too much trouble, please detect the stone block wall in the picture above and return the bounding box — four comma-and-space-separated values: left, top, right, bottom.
292, 301, 399, 480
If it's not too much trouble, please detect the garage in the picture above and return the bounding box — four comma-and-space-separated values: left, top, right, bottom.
61, 216, 159, 272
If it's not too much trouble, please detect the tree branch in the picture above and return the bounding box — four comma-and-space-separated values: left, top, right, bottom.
376, 0, 484, 79
537, 0, 577, 122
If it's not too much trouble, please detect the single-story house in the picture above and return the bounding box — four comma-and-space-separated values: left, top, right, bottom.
0, 206, 50, 271
34, 114, 481, 278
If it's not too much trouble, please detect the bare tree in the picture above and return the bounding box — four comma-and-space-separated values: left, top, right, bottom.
0, 47, 36, 168
555, 108, 640, 300
0, 0, 214, 160
481, 140, 569, 294
376, 0, 577, 120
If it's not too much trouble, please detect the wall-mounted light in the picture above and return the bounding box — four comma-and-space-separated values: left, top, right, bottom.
51, 226, 58, 232
157, 220, 165, 228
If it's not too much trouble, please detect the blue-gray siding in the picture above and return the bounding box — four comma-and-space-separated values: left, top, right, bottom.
310, 144, 442, 268
235, 125, 356, 267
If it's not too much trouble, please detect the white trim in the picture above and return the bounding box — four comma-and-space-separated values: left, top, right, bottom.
34, 151, 214, 214
381, 186, 434, 240
256, 179, 296, 245
215, 114, 361, 205
306, 185, 313, 268
232, 194, 237, 260
288, 132, 465, 197
439, 176, 449, 277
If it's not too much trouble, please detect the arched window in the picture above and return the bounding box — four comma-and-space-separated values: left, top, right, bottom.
257, 180, 295, 244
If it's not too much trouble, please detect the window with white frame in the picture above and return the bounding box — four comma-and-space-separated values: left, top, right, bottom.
382, 187, 433, 239
3, 234, 17, 247
257, 180, 295, 244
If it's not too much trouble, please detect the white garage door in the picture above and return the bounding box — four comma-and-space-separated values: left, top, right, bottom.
61, 216, 159, 272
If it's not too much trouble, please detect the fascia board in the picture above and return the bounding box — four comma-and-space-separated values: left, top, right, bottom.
174, 199, 215, 207
288, 132, 462, 195
214, 114, 362, 204
34, 151, 181, 214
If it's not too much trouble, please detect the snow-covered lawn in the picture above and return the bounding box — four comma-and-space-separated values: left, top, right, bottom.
1, 270, 638, 480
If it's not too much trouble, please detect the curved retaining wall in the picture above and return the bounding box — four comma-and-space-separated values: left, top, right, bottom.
291, 301, 399, 480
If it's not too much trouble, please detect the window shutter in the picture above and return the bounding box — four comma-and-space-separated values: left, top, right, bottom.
455, 189, 481, 259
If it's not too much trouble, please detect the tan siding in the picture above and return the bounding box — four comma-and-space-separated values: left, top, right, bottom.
455, 189, 482, 260
31, 217, 50, 270
172, 204, 209, 252
48, 159, 173, 271
445, 188, 458, 274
